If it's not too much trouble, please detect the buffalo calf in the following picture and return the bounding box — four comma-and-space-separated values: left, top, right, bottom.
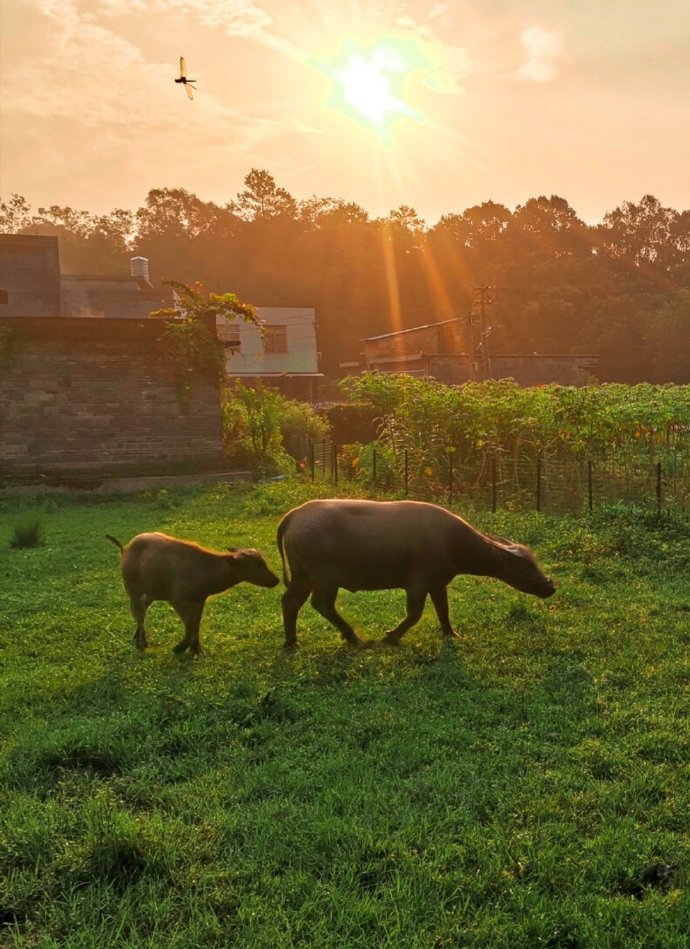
107, 532, 279, 655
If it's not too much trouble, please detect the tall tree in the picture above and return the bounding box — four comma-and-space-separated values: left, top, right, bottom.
134, 188, 238, 286
0, 194, 33, 232
597, 194, 682, 271
298, 196, 369, 229
646, 289, 690, 382
235, 169, 297, 221
510, 195, 591, 260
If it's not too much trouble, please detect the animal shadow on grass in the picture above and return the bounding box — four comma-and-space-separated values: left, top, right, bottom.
272, 629, 472, 695
7, 653, 205, 797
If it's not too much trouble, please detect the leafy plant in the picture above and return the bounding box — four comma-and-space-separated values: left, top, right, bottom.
339, 374, 690, 495
222, 383, 329, 477
150, 280, 259, 409
277, 397, 329, 457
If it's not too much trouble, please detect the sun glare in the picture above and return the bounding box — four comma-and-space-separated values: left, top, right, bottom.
321, 40, 416, 133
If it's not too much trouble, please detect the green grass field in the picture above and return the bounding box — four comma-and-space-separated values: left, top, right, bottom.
1, 480, 689, 947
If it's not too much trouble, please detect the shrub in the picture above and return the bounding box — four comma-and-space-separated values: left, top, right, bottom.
222, 383, 330, 478
278, 398, 329, 459
10, 518, 45, 549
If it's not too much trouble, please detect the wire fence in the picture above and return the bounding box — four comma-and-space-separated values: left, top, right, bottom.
298, 440, 690, 516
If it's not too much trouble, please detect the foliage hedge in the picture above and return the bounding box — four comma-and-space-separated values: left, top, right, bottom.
340, 375, 690, 469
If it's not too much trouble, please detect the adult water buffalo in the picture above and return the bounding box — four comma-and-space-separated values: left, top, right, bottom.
276, 498, 555, 647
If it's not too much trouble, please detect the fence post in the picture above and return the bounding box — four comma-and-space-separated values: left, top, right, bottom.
448, 451, 454, 503
588, 460, 593, 513
333, 444, 338, 486
536, 458, 542, 513
310, 441, 315, 482
404, 450, 409, 496
372, 447, 377, 486
492, 455, 497, 513
656, 461, 662, 518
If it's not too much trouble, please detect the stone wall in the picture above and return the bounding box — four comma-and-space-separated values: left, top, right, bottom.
0, 317, 224, 479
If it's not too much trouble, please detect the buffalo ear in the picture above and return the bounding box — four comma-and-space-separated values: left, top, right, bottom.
226, 546, 239, 553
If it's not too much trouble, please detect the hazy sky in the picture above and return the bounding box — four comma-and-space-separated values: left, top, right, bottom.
1, 0, 689, 226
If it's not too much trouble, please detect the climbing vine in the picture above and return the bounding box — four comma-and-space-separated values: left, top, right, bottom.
151, 280, 258, 410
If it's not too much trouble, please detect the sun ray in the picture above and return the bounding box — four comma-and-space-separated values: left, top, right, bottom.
380, 227, 404, 336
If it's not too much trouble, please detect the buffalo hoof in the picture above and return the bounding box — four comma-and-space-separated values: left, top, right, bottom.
381, 632, 403, 646
348, 636, 374, 650
172, 641, 190, 654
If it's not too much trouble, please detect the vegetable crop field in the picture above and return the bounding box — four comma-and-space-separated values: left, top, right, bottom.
1, 480, 689, 947
331, 379, 690, 515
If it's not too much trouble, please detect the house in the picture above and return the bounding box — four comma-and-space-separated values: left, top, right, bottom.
217, 306, 322, 400
361, 319, 465, 377
1, 233, 323, 399
0, 235, 167, 318
0, 234, 62, 316
361, 318, 599, 387
60, 257, 164, 319
1, 232, 228, 480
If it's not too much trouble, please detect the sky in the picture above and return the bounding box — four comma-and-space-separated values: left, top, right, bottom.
1, 0, 689, 227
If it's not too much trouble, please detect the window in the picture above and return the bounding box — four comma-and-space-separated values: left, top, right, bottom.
263, 324, 288, 355
216, 319, 241, 353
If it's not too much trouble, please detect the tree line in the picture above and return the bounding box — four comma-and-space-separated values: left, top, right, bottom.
2, 171, 689, 382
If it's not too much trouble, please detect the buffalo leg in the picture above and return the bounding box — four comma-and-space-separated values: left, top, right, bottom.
171, 599, 205, 655
383, 588, 427, 643
429, 585, 458, 638
128, 593, 150, 650
281, 584, 310, 647
310, 587, 361, 645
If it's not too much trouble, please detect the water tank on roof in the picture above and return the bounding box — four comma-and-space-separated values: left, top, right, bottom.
129, 256, 150, 282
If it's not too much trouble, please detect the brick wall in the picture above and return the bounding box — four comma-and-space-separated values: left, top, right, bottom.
0, 317, 224, 478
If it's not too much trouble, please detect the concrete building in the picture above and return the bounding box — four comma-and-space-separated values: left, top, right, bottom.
0, 234, 62, 317
0, 234, 166, 319
361, 319, 599, 386
217, 306, 322, 400
1, 233, 323, 399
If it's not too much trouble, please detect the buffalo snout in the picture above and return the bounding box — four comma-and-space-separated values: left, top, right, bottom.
237, 550, 280, 588
540, 578, 557, 598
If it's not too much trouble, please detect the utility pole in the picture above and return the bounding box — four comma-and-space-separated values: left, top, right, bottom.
467, 286, 493, 380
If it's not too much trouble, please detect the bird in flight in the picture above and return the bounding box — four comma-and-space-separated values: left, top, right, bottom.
175, 56, 196, 99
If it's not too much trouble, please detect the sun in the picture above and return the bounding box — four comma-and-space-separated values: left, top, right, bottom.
321, 39, 416, 132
